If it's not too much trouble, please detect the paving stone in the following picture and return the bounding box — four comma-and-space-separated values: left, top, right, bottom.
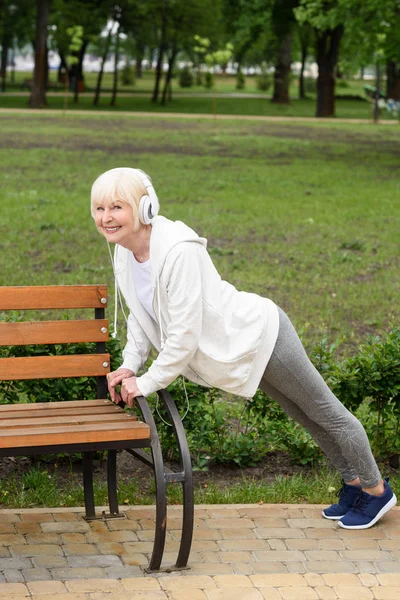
220, 529, 256, 540
304, 574, 325, 586
0, 534, 26, 546
287, 562, 307, 573
371, 587, 400, 599
341, 551, 391, 561
318, 539, 346, 550
205, 589, 263, 600
314, 587, 337, 599
232, 562, 255, 575
267, 539, 287, 551
121, 577, 161, 590
31, 595, 88, 600
24, 534, 61, 545
105, 566, 143, 578
120, 553, 148, 566
0, 582, 28, 594
51, 567, 105, 580
188, 563, 233, 575
305, 562, 357, 574
217, 540, 267, 552
378, 540, 400, 550
376, 574, 400, 585
285, 539, 318, 551
61, 533, 86, 544
278, 588, 318, 599
256, 528, 305, 539
191, 530, 220, 541
53, 512, 80, 522
89, 593, 167, 600
10, 544, 63, 557
96, 542, 124, 555
322, 574, 362, 586
168, 590, 207, 600
15, 523, 41, 535
192, 541, 220, 552
305, 551, 341, 561
258, 587, 282, 600
375, 562, 400, 573
107, 520, 141, 531
357, 574, 378, 586
344, 539, 379, 550
3, 570, 25, 583
0, 524, 16, 534
0, 547, 10, 557
252, 518, 288, 528
207, 519, 254, 530
213, 575, 251, 588
63, 544, 99, 555
66, 578, 124, 592
0, 514, 20, 523
160, 576, 216, 590
20, 513, 53, 523
41, 522, 90, 534
86, 530, 138, 543
21, 568, 52, 581
332, 585, 373, 598
122, 541, 154, 554
253, 550, 306, 562
251, 574, 306, 587
31, 556, 68, 568
67, 554, 122, 568
353, 562, 377, 574
251, 562, 287, 574
28, 580, 68, 594
0, 558, 32, 570
288, 519, 337, 530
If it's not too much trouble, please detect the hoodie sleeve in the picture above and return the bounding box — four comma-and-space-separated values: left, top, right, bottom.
135, 242, 202, 396
120, 311, 152, 374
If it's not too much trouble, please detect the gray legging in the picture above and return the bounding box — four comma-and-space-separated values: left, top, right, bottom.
260, 307, 381, 488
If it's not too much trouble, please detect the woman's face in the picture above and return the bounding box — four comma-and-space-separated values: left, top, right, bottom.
94, 198, 136, 246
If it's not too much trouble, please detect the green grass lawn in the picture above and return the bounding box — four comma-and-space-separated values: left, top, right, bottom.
0, 112, 399, 352
1, 112, 399, 507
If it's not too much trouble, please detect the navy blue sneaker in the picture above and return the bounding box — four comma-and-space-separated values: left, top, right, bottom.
338, 479, 397, 529
322, 481, 361, 520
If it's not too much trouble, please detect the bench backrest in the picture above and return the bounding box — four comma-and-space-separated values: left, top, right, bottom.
0, 286, 110, 394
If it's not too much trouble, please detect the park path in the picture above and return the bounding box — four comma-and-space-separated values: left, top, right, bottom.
0, 503, 399, 599
0, 106, 397, 125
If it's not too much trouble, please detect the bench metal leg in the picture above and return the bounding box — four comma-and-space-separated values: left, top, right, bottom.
158, 390, 194, 569
135, 396, 167, 572
83, 452, 96, 519
107, 449, 119, 515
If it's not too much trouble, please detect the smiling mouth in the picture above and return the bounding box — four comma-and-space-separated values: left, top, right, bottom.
104, 226, 120, 233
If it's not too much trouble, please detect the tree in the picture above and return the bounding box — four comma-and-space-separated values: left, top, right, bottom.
29, 0, 51, 108
270, 0, 299, 104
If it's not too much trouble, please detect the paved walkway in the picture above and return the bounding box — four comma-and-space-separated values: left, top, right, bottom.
0, 503, 399, 599
0, 107, 397, 125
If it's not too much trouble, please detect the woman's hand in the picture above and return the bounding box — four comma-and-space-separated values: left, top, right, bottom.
121, 376, 142, 408
106, 368, 134, 403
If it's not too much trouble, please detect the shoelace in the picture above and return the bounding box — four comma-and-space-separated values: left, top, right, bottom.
350, 493, 370, 513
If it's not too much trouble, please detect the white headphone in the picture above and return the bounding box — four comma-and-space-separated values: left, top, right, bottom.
137, 170, 160, 224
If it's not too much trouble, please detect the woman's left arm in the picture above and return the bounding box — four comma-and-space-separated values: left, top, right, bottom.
135, 243, 203, 396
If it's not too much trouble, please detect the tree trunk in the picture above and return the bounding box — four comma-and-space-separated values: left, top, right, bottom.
152, 6, 167, 103
299, 41, 307, 99
93, 23, 113, 106
73, 39, 88, 103
161, 42, 178, 105
0, 38, 8, 92
110, 26, 120, 106
315, 25, 344, 118
135, 43, 144, 78
271, 32, 292, 104
58, 51, 67, 83
386, 61, 400, 100
29, 0, 51, 108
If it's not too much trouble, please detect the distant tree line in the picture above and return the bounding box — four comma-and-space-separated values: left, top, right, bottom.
0, 0, 399, 116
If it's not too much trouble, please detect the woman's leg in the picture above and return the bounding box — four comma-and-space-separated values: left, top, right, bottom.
261, 307, 381, 488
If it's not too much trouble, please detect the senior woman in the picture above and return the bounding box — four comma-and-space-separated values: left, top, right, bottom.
91, 167, 396, 530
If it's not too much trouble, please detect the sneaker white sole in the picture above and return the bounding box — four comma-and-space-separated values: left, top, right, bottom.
338, 494, 397, 530
321, 511, 345, 520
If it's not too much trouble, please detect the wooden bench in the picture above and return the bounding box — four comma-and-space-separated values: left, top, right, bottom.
0, 285, 193, 572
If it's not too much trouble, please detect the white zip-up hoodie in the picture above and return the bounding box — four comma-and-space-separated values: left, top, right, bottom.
114, 216, 280, 399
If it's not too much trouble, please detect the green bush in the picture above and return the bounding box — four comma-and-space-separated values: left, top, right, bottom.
204, 72, 214, 89
179, 67, 194, 88
236, 71, 245, 90
256, 72, 271, 92
120, 64, 135, 86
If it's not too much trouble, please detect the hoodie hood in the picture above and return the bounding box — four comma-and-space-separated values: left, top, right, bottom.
110, 216, 207, 343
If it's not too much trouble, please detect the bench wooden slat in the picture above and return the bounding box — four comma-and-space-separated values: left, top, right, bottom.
0, 399, 113, 412
0, 320, 109, 346
0, 421, 150, 449
0, 354, 110, 380
0, 406, 126, 420
0, 413, 136, 428
0, 285, 108, 310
